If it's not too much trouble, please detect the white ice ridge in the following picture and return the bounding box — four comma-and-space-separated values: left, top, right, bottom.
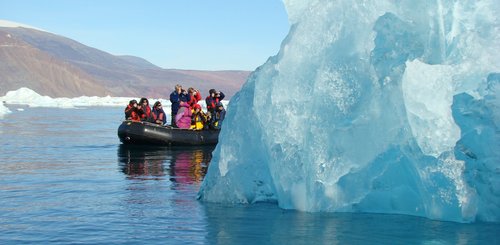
0, 87, 141, 108
198, 0, 500, 223
0, 87, 228, 112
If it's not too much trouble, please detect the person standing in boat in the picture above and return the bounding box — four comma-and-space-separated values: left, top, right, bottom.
151, 101, 166, 125
187, 87, 202, 108
175, 101, 193, 129
205, 89, 225, 126
138, 98, 152, 121
169, 84, 191, 127
205, 89, 225, 114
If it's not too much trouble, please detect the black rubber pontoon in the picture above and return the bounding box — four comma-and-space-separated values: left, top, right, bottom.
118, 121, 220, 146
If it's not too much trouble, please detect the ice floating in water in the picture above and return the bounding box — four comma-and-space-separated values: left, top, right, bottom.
198, 0, 500, 223
0, 103, 11, 118
0, 87, 228, 118
0, 87, 145, 108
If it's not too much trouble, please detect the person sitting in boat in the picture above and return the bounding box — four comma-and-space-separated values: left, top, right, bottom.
190, 104, 208, 130
124, 99, 142, 122
124, 99, 137, 120
205, 89, 225, 115
136, 102, 146, 120
209, 102, 226, 129
151, 101, 166, 125
187, 87, 202, 108
169, 84, 191, 127
138, 97, 152, 121
175, 101, 193, 129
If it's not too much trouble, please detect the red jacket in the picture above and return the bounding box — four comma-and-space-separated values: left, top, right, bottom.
125, 105, 141, 121
140, 106, 152, 120
206, 91, 225, 112
188, 90, 202, 108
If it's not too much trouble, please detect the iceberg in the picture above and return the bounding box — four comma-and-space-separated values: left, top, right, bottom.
0, 87, 141, 108
0, 103, 11, 118
0, 87, 228, 119
198, 0, 500, 223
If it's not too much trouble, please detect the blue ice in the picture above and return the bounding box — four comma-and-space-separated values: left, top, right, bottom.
198, 0, 500, 223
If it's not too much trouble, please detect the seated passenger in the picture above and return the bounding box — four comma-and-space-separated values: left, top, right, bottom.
138, 98, 152, 121
124, 99, 141, 122
190, 104, 208, 130
151, 101, 166, 125
209, 102, 226, 129
124, 99, 136, 119
175, 101, 193, 129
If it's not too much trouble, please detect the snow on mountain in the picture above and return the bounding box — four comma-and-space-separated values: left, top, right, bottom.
0, 19, 44, 31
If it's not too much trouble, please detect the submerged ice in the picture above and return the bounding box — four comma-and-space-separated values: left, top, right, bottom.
198, 0, 500, 223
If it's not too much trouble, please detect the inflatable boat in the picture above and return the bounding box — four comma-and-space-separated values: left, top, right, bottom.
117, 120, 220, 146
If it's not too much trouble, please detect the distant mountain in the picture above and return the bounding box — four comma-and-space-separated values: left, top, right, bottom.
117, 55, 159, 70
0, 21, 250, 98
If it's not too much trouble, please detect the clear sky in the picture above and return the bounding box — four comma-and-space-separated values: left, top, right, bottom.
0, 0, 289, 71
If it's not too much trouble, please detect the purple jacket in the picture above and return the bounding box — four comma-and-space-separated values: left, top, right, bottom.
175, 102, 192, 129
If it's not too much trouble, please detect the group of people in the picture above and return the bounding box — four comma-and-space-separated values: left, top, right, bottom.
125, 98, 167, 125
124, 85, 226, 130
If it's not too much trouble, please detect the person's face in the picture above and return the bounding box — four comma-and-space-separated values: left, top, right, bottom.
195, 108, 200, 113
133, 103, 138, 108
176, 87, 182, 93
143, 101, 148, 106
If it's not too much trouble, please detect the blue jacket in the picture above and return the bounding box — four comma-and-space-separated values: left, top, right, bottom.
210, 108, 226, 129
170, 91, 191, 114
152, 107, 166, 125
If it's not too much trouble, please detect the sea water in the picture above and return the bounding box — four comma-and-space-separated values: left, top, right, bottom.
0, 106, 498, 244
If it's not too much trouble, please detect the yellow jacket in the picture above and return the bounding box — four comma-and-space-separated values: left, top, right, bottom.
190, 111, 208, 130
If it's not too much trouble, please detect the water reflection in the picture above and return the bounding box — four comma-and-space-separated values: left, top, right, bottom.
117, 144, 214, 183
202, 203, 500, 245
